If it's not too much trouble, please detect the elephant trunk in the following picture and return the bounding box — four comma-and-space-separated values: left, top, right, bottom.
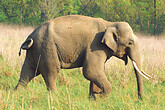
128, 41, 151, 100
129, 47, 143, 100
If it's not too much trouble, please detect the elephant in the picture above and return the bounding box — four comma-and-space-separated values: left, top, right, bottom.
15, 15, 151, 100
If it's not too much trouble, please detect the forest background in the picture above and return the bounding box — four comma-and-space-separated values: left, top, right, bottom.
0, 0, 165, 35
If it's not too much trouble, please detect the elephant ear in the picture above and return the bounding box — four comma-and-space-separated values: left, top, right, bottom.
101, 27, 118, 52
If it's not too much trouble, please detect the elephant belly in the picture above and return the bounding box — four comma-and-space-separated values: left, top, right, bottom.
56, 43, 85, 69
59, 51, 85, 69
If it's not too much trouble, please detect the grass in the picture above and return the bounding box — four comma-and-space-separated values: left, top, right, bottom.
0, 23, 164, 110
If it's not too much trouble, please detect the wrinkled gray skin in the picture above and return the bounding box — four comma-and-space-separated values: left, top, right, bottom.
15, 15, 143, 100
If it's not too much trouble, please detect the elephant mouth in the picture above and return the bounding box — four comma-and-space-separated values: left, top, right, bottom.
114, 54, 128, 65
115, 52, 125, 58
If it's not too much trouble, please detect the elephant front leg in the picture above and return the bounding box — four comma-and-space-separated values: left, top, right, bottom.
83, 50, 112, 99
83, 65, 112, 99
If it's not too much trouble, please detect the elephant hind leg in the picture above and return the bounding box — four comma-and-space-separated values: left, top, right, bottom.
39, 54, 61, 91
15, 59, 37, 90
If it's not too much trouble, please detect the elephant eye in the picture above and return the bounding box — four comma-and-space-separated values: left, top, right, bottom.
128, 41, 133, 45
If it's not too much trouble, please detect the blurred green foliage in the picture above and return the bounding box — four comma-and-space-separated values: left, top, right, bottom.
0, 0, 165, 34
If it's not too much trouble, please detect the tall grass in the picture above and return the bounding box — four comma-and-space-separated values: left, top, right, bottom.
0, 23, 164, 110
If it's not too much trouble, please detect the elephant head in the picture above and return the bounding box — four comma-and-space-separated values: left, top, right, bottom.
102, 22, 151, 99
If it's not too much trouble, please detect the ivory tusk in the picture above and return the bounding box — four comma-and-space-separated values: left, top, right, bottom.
141, 69, 152, 79
132, 61, 150, 80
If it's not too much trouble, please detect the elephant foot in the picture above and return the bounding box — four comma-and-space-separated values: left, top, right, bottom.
14, 81, 28, 91
89, 91, 109, 101
89, 81, 112, 100
47, 85, 58, 92
89, 82, 102, 100
138, 92, 143, 101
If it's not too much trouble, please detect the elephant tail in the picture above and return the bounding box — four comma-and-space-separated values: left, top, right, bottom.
19, 38, 33, 56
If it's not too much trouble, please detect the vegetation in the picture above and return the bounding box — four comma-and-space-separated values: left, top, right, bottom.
0, 0, 165, 34
0, 23, 164, 109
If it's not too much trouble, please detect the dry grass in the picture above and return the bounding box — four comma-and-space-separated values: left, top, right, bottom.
138, 35, 165, 82
0, 23, 34, 69
139, 35, 165, 69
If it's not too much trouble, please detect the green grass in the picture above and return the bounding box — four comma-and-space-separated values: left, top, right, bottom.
0, 56, 164, 110
0, 24, 164, 110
